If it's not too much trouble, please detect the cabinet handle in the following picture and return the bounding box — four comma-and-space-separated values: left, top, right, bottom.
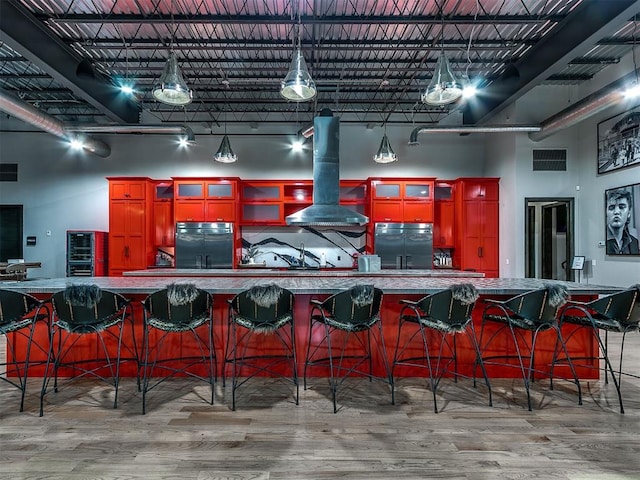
124, 193, 130, 198
478, 246, 483, 258
124, 245, 130, 258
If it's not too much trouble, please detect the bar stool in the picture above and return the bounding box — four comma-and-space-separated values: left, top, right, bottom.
40, 284, 133, 416
0, 289, 50, 411
392, 284, 492, 413
225, 284, 297, 411
551, 285, 640, 413
477, 283, 581, 411
304, 285, 393, 413
140, 283, 216, 414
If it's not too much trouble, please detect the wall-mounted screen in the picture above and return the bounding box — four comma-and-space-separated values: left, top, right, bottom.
605, 183, 640, 255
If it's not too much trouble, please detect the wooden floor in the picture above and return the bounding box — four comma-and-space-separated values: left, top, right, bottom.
2, 335, 640, 480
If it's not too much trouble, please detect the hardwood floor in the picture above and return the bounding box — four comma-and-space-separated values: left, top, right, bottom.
2, 335, 640, 480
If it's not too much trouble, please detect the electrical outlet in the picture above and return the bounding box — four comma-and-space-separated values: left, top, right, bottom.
592, 259, 596, 266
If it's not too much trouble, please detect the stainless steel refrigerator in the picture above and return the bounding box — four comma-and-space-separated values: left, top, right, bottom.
175, 222, 234, 269
374, 223, 433, 269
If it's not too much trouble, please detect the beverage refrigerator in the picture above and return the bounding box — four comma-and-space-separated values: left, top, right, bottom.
66, 230, 108, 276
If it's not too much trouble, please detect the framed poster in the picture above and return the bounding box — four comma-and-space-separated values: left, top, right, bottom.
597, 106, 640, 174
570, 256, 585, 270
605, 183, 640, 255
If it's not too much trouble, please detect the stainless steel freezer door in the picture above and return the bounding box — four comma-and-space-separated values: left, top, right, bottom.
374, 223, 433, 269
404, 224, 433, 269
175, 222, 234, 269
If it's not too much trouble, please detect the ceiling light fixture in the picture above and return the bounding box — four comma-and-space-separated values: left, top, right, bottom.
421, 1, 463, 106
373, 131, 398, 164
214, 104, 237, 163
152, 1, 192, 106
280, 7, 316, 102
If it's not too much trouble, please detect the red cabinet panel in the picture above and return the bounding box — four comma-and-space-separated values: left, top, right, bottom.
403, 200, 433, 222
454, 178, 499, 276
174, 200, 205, 222
153, 201, 174, 247
434, 200, 454, 247
205, 200, 236, 222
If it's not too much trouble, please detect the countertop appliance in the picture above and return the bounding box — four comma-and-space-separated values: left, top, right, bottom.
175, 222, 233, 269
374, 223, 433, 269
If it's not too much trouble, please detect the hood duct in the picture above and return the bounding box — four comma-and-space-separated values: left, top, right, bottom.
0, 88, 111, 157
286, 109, 369, 226
66, 124, 195, 143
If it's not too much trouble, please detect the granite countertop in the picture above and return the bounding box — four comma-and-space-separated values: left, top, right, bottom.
123, 268, 485, 278
2, 275, 622, 296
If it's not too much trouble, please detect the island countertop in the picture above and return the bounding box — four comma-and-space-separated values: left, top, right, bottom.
3, 275, 622, 296
122, 268, 485, 278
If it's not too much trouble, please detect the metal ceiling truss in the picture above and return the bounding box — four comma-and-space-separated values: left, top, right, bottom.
1, 0, 640, 128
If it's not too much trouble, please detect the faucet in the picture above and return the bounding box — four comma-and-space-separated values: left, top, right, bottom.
299, 242, 305, 267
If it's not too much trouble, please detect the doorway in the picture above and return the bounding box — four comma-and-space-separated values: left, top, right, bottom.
525, 198, 575, 281
0, 205, 23, 262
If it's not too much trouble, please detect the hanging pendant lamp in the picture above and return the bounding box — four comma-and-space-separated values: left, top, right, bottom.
421, 51, 463, 106
214, 135, 237, 163
280, 48, 316, 102
373, 133, 398, 164
152, 52, 193, 106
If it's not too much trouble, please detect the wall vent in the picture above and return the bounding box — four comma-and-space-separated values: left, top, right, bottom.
532, 149, 567, 171
0, 163, 18, 182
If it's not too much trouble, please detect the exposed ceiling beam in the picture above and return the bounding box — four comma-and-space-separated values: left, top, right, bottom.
38, 14, 565, 26
462, 0, 640, 125
0, 0, 140, 124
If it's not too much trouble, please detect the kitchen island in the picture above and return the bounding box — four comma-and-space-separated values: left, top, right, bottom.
5, 275, 620, 380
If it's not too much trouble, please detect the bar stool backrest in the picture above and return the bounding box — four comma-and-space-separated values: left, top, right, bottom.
587, 288, 638, 325
52, 286, 128, 333
144, 285, 211, 329
0, 289, 42, 332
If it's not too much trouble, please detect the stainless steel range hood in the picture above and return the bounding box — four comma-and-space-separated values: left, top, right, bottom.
286, 109, 369, 226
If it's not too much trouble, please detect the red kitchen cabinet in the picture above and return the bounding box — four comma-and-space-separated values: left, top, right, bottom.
173, 178, 238, 222
369, 178, 434, 223
454, 178, 499, 277
434, 201, 454, 247
240, 181, 284, 225
205, 200, 236, 222
153, 181, 174, 247
107, 177, 154, 276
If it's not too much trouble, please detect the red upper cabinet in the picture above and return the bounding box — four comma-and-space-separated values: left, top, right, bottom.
240, 181, 284, 225
369, 178, 434, 223
173, 177, 238, 222
453, 178, 499, 277
110, 179, 147, 200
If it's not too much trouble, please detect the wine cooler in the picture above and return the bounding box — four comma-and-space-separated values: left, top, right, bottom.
66, 231, 108, 276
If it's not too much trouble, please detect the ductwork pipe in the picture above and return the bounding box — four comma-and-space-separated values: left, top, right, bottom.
409, 125, 541, 144
528, 69, 640, 142
0, 88, 111, 158
66, 124, 195, 144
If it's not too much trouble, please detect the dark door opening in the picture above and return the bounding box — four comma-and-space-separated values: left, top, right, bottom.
0, 205, 23, 262
525, 198, 574, 281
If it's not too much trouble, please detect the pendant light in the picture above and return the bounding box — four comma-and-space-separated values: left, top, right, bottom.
373, 125, 398, 164
280, 9, 316, 102
214, 105, 237, 163
152, 1, 193, 106
421, 1, 462, 106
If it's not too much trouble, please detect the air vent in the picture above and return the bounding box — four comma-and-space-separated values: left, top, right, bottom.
0, 163, 18, 181
532, 149, 567, 171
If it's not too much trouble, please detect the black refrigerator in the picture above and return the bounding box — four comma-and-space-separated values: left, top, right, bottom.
374, 223, 433, 269
175, 222, 234, 269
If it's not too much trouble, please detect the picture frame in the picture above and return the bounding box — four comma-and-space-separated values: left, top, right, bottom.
604, 182, 640, 256
597, 106, 640, 174
570, 256, 585, 270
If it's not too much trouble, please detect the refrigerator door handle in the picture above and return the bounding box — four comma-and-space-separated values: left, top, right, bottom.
205, 255, 210, 269
405, 255, 412, 269
396, 255, 403, 269
196, 255, 203, 269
